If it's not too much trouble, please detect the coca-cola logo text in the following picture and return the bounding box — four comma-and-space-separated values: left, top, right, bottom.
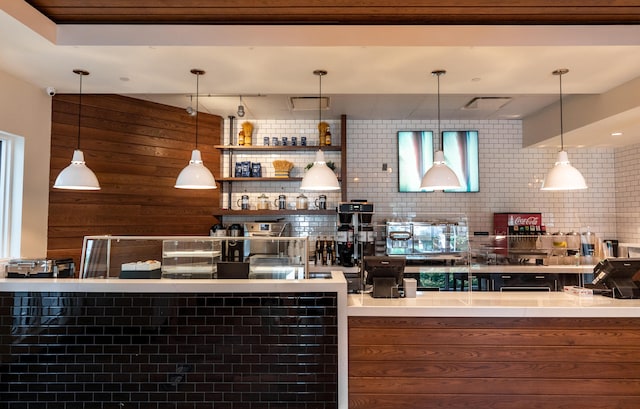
514, 216, 540, 225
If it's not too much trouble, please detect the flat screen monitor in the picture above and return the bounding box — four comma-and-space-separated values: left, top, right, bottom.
397, 130, 479, 192
398, 131, 433, 192
216, 261, 250, 279
592, 258, 640, 299
364, 256, 406, 298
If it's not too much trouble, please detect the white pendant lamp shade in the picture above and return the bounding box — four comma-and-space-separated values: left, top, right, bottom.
420, 69, 462, 191
540, 150, 587, 190
175, 149, 217, 189
420, 150, 461, 191
300, 150, 340, 191
175, 68, 217, 189
53, 149, 101, 190
53, 69, 101, 191
541, 68, 587, 191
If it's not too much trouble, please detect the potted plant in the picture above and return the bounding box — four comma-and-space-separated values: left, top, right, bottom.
306, 161, 336, 171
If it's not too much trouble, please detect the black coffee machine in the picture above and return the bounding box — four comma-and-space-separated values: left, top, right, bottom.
211, 223, 244, 261
336, 212, 355, 267
337, 201, 375, 266
225, 223, 244, 261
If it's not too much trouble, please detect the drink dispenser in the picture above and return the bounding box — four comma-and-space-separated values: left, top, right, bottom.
581, 227, 601, 262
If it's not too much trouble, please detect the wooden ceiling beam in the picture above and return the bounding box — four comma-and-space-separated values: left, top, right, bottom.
25, 1, 640, 25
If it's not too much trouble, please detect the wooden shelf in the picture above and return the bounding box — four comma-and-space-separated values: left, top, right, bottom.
215, 145, 341, 152
213, 209, 337, 217
218, 177, 341, 182
218, 177, 303, 182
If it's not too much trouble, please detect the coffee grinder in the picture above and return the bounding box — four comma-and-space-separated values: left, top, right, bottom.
338, 201, 375, 292
358, 208, 376, 259
336, 210, 355, 267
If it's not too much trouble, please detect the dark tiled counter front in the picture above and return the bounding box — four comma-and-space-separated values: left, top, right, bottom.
0, 277, 347, 409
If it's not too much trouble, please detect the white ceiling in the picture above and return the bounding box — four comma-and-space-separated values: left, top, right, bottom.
2, 1, 640, 148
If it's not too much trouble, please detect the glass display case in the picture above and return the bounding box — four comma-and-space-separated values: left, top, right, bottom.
379, 214, 471, 292
161, 239, 222, 279
384, 215, 469, 261
80, 235, 309, 279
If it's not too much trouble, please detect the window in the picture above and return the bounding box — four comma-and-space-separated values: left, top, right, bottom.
0, 131, 24, 259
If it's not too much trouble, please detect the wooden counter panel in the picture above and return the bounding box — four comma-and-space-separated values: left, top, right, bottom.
350, 359, 640, 379
349, 394, 639, 409
349, 316, 640, 409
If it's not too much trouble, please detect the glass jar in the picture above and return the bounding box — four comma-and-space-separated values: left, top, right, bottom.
257, 193, 270, 210
296, 193, 309, 210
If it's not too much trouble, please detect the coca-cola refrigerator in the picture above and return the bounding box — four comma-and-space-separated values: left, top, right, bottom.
493, 213, 543, 235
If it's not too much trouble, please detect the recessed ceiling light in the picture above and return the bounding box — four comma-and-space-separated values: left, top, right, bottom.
611, 132, 623, 136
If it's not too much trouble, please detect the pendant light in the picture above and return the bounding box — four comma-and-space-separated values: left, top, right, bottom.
175, 69, 217, 190
300, 69, 340, 191
420, 70, 462, 191
540, 68, 587, 191
237, 96, 245, 117
53, 69, 101, 190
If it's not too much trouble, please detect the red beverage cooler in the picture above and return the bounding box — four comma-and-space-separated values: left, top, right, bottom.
493, 213, 543, 235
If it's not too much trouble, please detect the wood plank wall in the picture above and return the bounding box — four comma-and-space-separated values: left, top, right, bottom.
47, 94, 221, 269
349, 316, 640, 409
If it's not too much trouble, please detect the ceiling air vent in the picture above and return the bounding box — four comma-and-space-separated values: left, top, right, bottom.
462, 97, 512, 111
289, 96, 330, 111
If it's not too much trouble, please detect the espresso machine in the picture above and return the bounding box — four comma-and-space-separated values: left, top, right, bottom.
337, 201, 375, 266
337, 201, 375, 293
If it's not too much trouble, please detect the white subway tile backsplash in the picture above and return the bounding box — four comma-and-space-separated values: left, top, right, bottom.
221, 118, 638, 243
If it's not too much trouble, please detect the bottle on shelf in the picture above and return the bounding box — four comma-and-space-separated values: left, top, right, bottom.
325, 126, 332, 146
318, 121, 328, 146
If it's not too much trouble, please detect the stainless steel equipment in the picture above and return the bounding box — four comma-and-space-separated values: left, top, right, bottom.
385, 220, 468, 261
6, 258, 75, 278
244, 222, 289, 257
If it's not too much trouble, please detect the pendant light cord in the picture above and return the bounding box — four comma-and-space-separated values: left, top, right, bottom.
195, 72, 200, 148
77, 73, 83, 150
553, 68, 569, 152
437, 72, 441, 148
72, 69, 89, 151
431, 70, 446, 150
318, 71, 322, 124
313, 69, 327, 127
559, 71, 564, 151
189, 69, 206, 149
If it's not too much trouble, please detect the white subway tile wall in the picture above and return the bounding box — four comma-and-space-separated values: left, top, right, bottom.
347, 119, 616, 239
614, 142, 640, 243
221, 118, 634, 245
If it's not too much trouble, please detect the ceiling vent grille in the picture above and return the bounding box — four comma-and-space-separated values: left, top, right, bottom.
462, 96, 512, 110
289, 96, 330, 111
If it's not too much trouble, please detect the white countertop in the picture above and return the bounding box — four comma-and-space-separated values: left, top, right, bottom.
405, 264, 595, 274
0, 272, 347, 293
348, 290, 640, 318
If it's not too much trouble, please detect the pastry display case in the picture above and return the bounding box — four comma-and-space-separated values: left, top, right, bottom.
79, 235, 309, 279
